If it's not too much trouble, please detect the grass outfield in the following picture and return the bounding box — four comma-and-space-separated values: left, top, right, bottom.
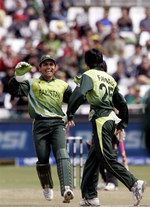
0, 165, 150, 206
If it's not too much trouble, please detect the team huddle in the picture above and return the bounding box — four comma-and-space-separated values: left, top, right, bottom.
8, 49, 146, 206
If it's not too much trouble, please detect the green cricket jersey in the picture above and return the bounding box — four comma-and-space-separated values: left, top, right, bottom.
9, 76, 72, 120
67, 67, 128, 130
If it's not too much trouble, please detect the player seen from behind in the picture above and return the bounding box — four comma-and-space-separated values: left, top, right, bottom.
66, 48, 146, 206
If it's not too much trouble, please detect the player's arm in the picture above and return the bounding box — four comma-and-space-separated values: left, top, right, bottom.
63, 85, 72, 103
9, 78, 30, 97
67, 74, 93, 121
112, 86, 128, 130
8, 62, 32, 97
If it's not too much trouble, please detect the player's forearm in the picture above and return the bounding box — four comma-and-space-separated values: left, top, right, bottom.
63, 86, 72, 103
67, 74, 92, 120
67, 88, 86, 121
113, 89, 128, 129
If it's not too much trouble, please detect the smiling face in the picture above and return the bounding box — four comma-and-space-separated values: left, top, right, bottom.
39, 60, 56, 80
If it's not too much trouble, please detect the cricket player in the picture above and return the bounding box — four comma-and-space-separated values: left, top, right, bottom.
8, 55, 74, 203
66, 48, 146, 206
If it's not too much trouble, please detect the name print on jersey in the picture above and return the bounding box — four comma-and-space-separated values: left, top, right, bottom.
39, 89, 60, 99
97, 75, 115, 87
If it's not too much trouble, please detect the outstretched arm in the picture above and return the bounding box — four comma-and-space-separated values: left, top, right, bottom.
8, 61, 32, 97
66, 74, 93, 129
113, 86, 128, 130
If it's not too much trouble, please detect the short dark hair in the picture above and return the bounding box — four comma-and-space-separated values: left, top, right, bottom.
84, 48, 103, 69
99, 60, 107, 72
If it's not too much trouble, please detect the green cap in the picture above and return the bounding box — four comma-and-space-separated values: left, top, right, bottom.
39, 55, 56, 66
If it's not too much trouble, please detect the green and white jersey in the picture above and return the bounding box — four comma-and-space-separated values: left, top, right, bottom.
67, 67, 128, 129
9, 76, 72, 120
84, 69, 117, 110
28, 78, 69, 119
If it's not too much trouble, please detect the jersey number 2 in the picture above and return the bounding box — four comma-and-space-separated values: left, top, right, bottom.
99, 83, 113, 104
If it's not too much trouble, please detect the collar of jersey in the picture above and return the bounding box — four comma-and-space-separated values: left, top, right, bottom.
40, 75, 56, 82
93, 67, 105, 72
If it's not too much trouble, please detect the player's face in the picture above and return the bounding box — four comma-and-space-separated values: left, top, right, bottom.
40, 60, 56, 80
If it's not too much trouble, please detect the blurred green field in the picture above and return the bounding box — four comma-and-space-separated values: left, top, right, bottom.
0, 165, 150, 189
0, 165, 150, 206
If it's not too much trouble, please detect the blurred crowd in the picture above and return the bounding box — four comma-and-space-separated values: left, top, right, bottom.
0, 0, 150, 118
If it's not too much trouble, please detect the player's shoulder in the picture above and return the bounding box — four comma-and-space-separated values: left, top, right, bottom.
83, 69, 97, 78
55, 78, 67, 84
55, 78, 69, 87
84, 69, 107, 78
84, 69, 117, 86
84, 69, 95, 75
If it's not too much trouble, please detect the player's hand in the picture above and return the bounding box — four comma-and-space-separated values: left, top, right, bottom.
15, 61, 32, 82
115, 129, 125, 142
65, 120, 75, 129
15, 62, 32, 76
74, 75, 81, 85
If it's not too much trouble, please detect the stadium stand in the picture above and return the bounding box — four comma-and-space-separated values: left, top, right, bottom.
0, 0, 149, 118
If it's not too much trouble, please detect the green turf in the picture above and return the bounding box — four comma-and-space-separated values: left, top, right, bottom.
117, 165, 150, 187
0, 165, 149, 189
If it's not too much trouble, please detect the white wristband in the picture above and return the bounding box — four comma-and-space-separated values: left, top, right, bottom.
15, 72, 31, 82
